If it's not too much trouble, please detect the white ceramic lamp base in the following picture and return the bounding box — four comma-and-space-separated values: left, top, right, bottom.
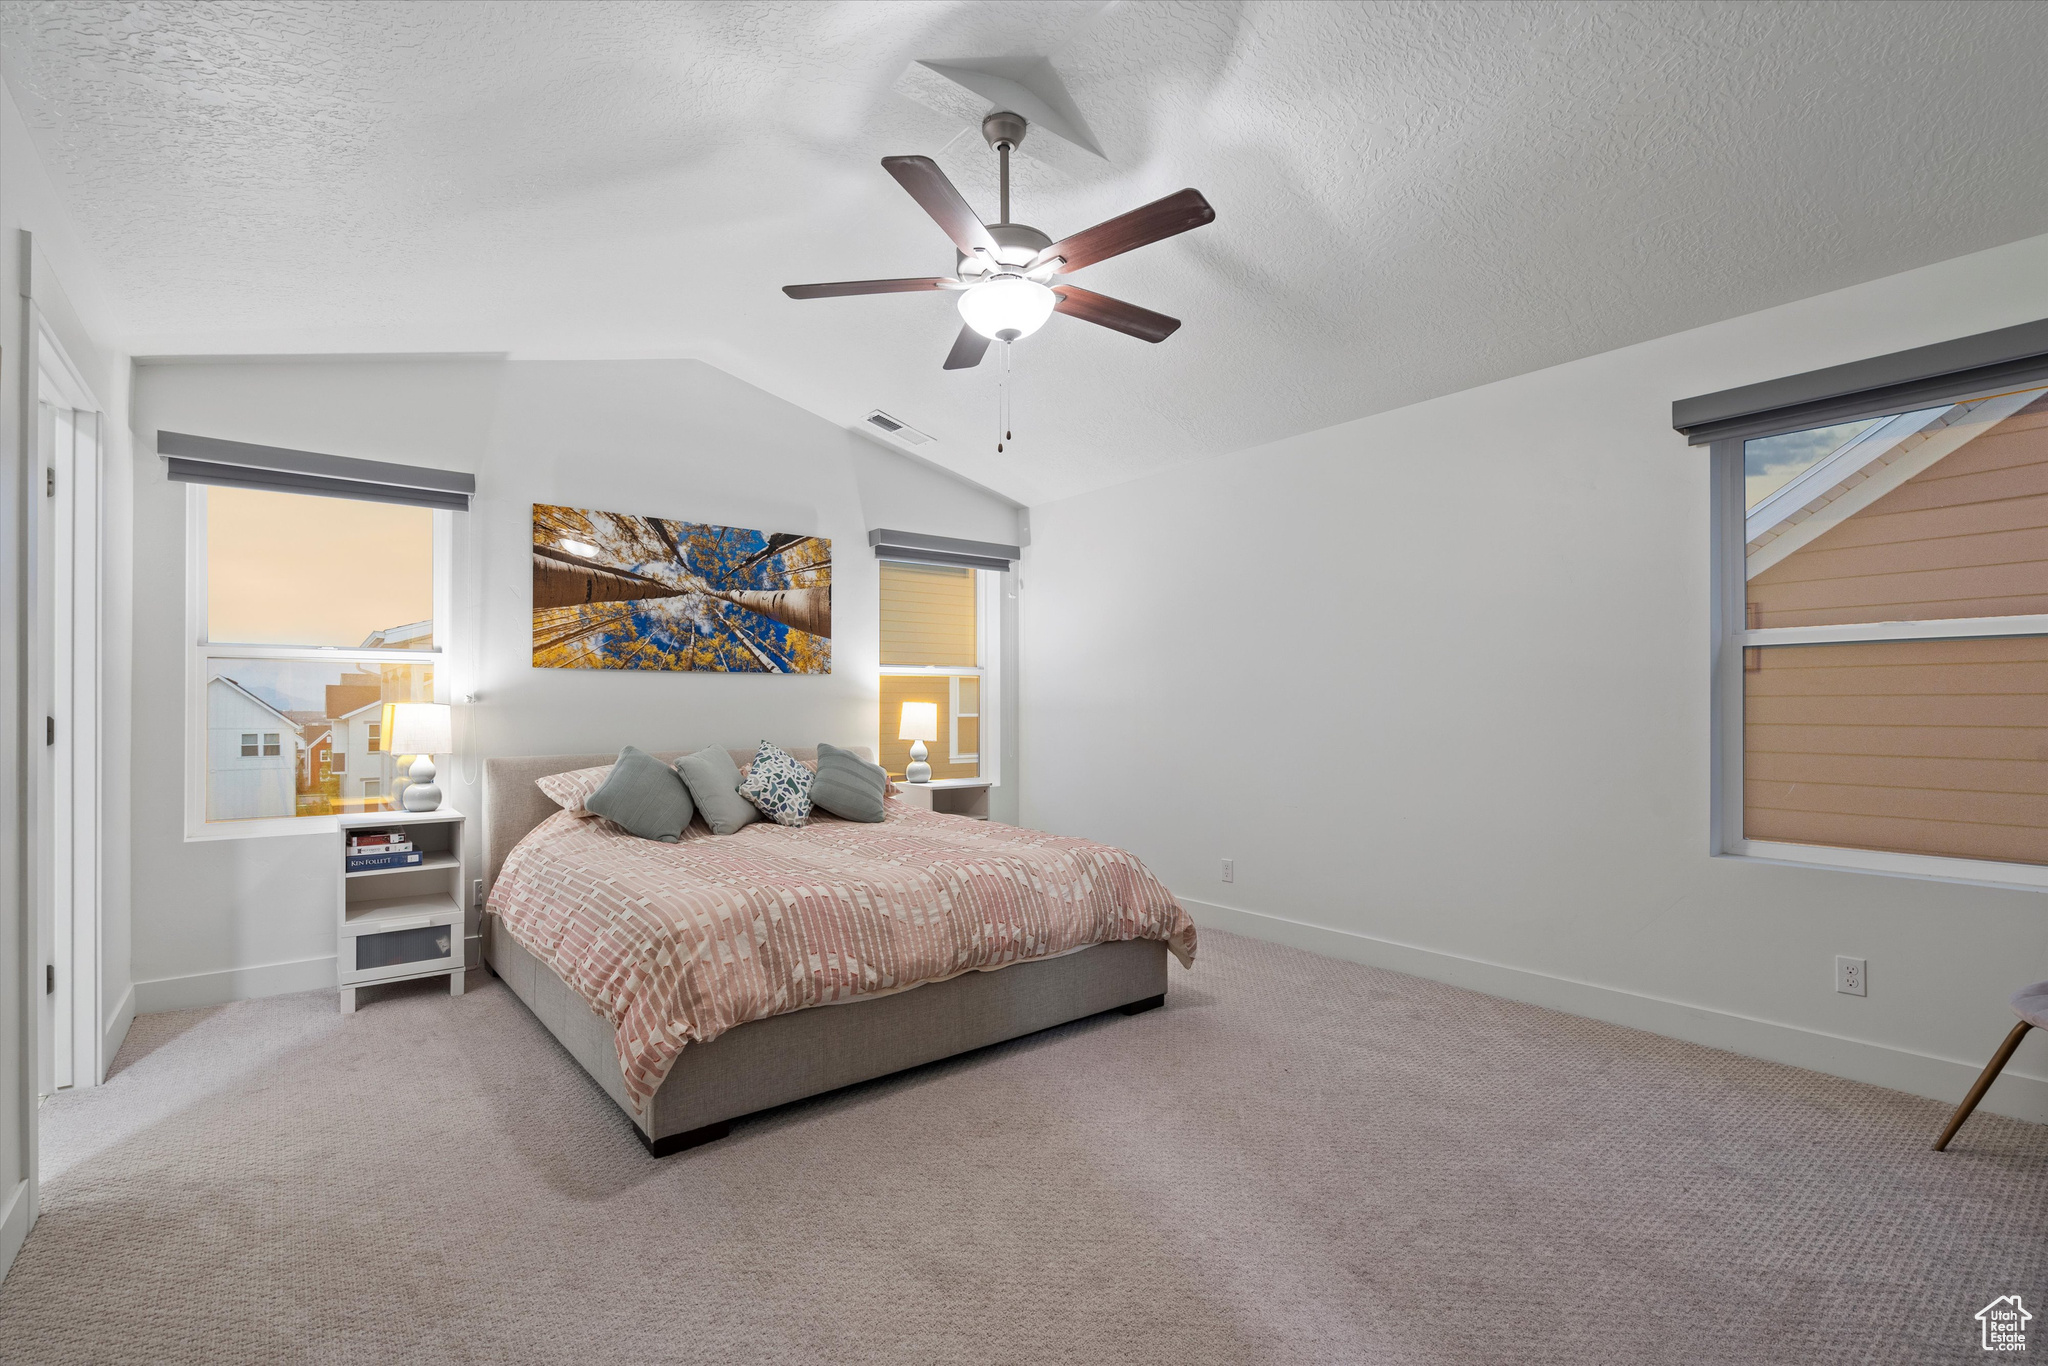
905, 739, 931, 784
400, 754, 443, 811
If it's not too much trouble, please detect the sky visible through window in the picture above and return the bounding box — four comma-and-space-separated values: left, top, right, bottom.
207, 486, 434, 647
1743, 419, 1883, 509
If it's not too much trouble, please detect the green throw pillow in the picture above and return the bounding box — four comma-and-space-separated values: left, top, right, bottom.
810, 742, 887, 822
674, 746, 760, 836
583, 746, 695, 842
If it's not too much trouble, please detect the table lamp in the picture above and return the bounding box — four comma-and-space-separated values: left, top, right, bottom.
389, 702, 454, 812
898, 701, 939, 784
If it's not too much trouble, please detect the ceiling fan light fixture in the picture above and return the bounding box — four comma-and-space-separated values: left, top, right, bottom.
957, 275, 1055, 342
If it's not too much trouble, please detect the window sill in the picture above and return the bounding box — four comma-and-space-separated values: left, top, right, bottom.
186, 815, 340, 843
1723, 839, 2048, 894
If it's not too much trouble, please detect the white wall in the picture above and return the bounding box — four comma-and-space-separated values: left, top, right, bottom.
1019, 232, 2048, 1122
1, 73, 134, 1273
127, 356, 1020, 1011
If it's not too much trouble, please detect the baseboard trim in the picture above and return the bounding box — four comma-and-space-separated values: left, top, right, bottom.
100, 983, 135, 1080
133, 954, 337, 1014
1182, 896, 2048, 1125
0, 1177, 30, 1286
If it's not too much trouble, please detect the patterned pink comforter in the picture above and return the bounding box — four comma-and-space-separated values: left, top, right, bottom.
488, 801, 1197, 1111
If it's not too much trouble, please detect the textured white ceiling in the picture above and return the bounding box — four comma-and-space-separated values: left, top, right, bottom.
5, 0, 2047, 504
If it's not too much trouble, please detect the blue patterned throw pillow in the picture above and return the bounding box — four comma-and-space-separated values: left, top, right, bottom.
738, 741, 814, 826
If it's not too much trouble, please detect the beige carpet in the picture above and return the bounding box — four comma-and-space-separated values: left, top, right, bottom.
1, 928, 2044, 1364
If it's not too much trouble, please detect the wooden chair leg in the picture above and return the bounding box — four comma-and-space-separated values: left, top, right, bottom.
1934, 1020, 2032, 1151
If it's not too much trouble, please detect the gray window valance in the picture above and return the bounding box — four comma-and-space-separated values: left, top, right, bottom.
1672, 318, 2048, 446
868, 528, 1018, 571
158, 430, 475, 511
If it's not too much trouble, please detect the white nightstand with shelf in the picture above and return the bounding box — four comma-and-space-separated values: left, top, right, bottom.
338, 809, 466, 1013
896, 778, 993, 820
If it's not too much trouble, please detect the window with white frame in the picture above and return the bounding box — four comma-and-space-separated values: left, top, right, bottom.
1713, 372, 2048, 885
188, 483, 450, 837
878, 560, 998, 782
948, 674, 980, 763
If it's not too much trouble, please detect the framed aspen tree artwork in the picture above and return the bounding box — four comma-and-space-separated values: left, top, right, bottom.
531, 504, 831, 673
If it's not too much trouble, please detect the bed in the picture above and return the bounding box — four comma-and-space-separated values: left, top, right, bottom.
481, 747, 1196, 1155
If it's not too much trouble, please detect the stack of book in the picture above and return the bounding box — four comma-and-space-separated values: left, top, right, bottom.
347, 829, 422, 872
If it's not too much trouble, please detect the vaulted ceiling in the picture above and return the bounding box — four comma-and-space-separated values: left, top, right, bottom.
5, 0, 2046, 503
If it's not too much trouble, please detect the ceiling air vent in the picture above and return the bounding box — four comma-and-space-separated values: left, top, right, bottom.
865, 410, 934, 446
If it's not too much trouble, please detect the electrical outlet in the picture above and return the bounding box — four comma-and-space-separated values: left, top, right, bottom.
473, 878, 484, 908
1835, 955, 1866, 996
1221, 858, 1234, 884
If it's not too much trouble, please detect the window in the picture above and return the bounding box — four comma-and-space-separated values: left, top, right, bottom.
949, 675, 979, 762
1717, 378, 2048, 884
878, 561, 999, 783
189, 484, 448, 837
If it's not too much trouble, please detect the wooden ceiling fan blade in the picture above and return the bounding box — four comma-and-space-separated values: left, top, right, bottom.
882, 156, 1001, 260
782, 277, 953, 300
1032, 188, 1215, 274
943, 325, 992, 370
1051, 285, 1181, 342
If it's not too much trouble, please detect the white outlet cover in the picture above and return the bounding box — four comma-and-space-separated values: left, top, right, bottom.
1835, 956, 1867, 996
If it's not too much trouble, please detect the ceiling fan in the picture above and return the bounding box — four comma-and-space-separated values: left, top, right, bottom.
783, 111, 1215, 370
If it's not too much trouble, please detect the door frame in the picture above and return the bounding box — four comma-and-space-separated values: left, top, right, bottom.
31, 305, 105, 1098
40, 349, 102, 1092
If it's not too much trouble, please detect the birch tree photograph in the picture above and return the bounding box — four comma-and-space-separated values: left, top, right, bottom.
531, 504, 831, 673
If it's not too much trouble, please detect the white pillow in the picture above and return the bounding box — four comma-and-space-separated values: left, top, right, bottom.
535, 765, 612, 816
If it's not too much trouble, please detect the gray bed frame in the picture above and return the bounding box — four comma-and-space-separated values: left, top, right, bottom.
481, 748, 1169, 1156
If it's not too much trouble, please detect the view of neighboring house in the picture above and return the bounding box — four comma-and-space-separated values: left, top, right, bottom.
330, 700, 402, 812
203, 660, 425, 821
204, 677, 307, 821
359, 619, 432, 650
1740, 389, 2048, 864
298, 726, 333, 810
282, 709, 334, 813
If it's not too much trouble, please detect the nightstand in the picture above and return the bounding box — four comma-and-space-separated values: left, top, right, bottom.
337, 809, 466, 1013
896, 778, 992, 820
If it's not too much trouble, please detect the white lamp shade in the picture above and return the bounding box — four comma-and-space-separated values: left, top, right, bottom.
387, 702, 453, 756
957, 276, 1055, 341
897, 701, 940, 743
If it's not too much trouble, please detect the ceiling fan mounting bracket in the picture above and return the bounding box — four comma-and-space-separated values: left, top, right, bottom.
981, 110, 1029, 152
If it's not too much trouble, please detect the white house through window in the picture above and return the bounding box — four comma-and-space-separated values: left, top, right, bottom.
189, 483, 448, 837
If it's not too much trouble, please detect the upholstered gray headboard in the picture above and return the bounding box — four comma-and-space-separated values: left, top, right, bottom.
480, 746, 873, 902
